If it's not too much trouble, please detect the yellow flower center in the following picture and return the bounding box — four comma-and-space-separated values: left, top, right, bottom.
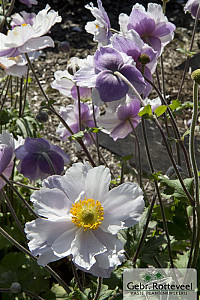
21, 23, 28, 26
95, 24, 99, 29
70, 198, 104, 231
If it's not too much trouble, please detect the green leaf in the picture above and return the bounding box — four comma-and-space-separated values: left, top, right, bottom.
84, 126, 103, 133
0, 110, 10, 125
138, 104, 152, 119
154, 105, 167, 117
69, 131, 84, 141
176, 48, 196, 56
174, 251, 189, 268
169, 99, 181, 111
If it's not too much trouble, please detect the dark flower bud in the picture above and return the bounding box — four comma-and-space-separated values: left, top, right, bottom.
58, 41, 70, 53
165, 165, 184, 178
191, 69, 200, 85
138, 54, 151, 65
36, 111, 49, 123
10, 283, 21, 294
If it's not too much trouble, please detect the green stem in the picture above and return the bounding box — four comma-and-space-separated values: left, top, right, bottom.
76, 86, 82, 132
190, 82, 200, 267
94, 277, 102, 300
92, 104, 101, 165
1, 189, 25, 237
0, 226, 72, 294
113, 71, 145, 106
0, 174, 38, 218
41, 152, 57, 175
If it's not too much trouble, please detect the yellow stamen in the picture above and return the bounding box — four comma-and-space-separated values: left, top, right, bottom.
70, 198, 104, 231
21, 23, 27, 26
95, 24, 99, 29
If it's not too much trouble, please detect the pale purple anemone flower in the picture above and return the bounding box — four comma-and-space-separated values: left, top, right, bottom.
0, 5, 61, 58
0, 131, 23, 189
11, 11, 36, 28
15, 138, 70, 181
85, 0, 112, 46
19, 0, 38, 8
119, 3, 176, 56
25, 162, 144, 277
97, 97, 141, 141
74, 46, 146, 103
112, 30, 157, 97
56, 101, 98, 147
51, 70, 91, 101
184, 0, 200, 19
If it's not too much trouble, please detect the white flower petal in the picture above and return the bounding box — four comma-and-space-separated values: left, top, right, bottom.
31, 187, 71, 218
71, 228, 107, 270
19, 36, 54, 53
85, 165, 111, 203
52, 226, 77, 257
103, 182, 144, 226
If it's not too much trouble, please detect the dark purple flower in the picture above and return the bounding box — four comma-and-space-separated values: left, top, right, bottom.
122, 3, 175, 56
15, 138, 70, 181
74, 46, 146, 103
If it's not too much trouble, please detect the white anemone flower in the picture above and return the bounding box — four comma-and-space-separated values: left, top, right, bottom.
25, 162, 144, 277
0, 5, 61, 57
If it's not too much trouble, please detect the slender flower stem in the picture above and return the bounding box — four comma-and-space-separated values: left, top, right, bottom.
0, 0, 15, 32
76, 86, 82, 132
133, 193, 157, 265
19, 77, 23, 118
113, 71, 145, 106
23, 291, 45, 300
46, 106, 96, 167
153, 116, 195, 206
1, 189, 25, 237
41, 152, 57, 175
92, 104, 101, 165
0, 76, 9, 112
0, 174, 38, 218
71, 261, 83, 292
120, 160, 124, 184
141, 118, 174, 267
160, 55, 166, 101
189, 82, 200, 267
0, 226, 72, 294
188, 207, 196, 267
129, 120, 142, 189
144, 75, 192, 177
0, 288, 11, 292
177, 5, 200, 101
10, 180, 39, 190
25, 53, 49, 103
0, 75, 11, 112
94, 277, 102, 300
21, 67, 29, 116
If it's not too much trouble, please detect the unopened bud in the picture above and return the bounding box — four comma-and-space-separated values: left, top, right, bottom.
138, 54, 151, 65
10, 283, 21, 294
36, 111, 49, 123
191, 69, 200, 84
58, 41, 70, 53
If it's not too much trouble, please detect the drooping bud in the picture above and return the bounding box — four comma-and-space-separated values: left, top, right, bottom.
58, 41, 70, 53
138, 54, 151, 65
10, 283, 21, 294
36, 111, 49, 123
191, 69, 200, 85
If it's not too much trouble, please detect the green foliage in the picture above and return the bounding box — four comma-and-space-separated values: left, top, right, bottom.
138, 104, 152, 119
154, 105, 167, 117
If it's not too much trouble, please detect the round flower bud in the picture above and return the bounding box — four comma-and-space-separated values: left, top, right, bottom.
36, 111, 49, 123
191, 69, 200, 85
58, 41, 70, 53
138, 54, 151, 65
10, 283, 21, 294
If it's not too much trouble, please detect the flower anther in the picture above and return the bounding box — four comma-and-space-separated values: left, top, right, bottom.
70, 198, 104, 230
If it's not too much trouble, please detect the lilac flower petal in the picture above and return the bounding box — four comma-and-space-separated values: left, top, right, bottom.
128, 8, 155, 35
71, 86, 91, 100
112, 35, 141, 63
0, 161, 14, 190
96, 70, 128, 102
117, 100, 140, 120
153, 22, 176, 37
148, 36, 161, 53
20, 153, 40, 180
0, 145, 13, 174
24, 137, 50, 153
94, 47, 124, 73
119, 64, 146, 95
38, 151, 64, 175
110, 121, 132, 141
